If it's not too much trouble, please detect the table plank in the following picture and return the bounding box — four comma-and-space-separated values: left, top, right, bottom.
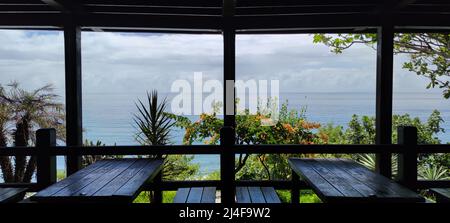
0, 188, 27, 203
51, 159, 129, 197
173, 188, 190, 203
261, 187, 281, 203
236, 187, 251, 203
289, 158, 343, 199
335, 158, 424, 202
93, 159, 149, 196
0, 188, 14, 197
248, 187, 266, 203
187, 187, 203, 203
113, 159, 164, 197
319, 159, 381, 198
71, 159, 137, 197
34, 160, 110, 197
308, 159, 363, 197
32, 158, 163, 203
289, 158, 424, 203
430, 188, 450, 203
201, 187, 216, 203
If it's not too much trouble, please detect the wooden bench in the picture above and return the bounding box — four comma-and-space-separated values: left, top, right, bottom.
289, 158, 425, 203
430, 188, 450, 203
236, 187, 281, 203
31, 158, 163, 203
173, 186, 281, 203
0, 188, 27, 203
174, 187, 217, 203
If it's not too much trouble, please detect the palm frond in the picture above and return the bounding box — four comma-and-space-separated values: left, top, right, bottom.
133, 90, 174, 146
419, 164, 449, 180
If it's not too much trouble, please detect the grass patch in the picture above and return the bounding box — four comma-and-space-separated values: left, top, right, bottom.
163, 191, 177, 203
57, 170, 66, 181
276, 190, 322, 203
133, 191, 177, 203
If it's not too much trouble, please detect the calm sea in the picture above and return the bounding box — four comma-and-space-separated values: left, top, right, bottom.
69, 92, 450, 176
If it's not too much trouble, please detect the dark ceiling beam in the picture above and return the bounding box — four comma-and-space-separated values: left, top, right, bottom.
40, 0, 68, 12
84, 5, 222, 15
0, 11, 448, 31
79, 13, 222, 30
397, 0, 418, 8
84, 0, 222, 7
235, 12, 450, 30
41, 1, 103, 31
41, 0, 85, 13
235, 5, 375, 15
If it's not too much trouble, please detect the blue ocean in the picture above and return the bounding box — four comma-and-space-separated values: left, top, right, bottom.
57, 91, 449, 176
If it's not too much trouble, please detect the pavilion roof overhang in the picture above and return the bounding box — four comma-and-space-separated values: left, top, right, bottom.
0, 0, 449, 33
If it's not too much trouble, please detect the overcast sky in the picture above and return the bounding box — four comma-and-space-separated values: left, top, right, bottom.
0, 29, 439, 99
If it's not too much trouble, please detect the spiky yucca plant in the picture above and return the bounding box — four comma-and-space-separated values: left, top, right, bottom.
355, 153, 398, 176
419, 164, 449, 180
133, 91, 198, 181
134, 90, 174, 147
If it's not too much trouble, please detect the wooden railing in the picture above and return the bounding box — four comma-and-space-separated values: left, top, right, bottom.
0, 126, 449, 203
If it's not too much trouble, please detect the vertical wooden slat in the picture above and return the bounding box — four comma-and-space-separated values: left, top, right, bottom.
291, 169, 300, 203
397, 126, 418, 189
375, 22, 394, 178
152, 171, 163, 203
36, 128, 57, 189
64, 22, 83, 175
223, 0, 236, 127
221, 0, 236, 205
220, 126, 235, 204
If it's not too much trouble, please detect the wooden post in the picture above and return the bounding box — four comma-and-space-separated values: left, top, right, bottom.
36, 128, 57, 189
291, 169, 300, 203
223, 0, 236, 127
220, 126, 235, 204
397, 126, 418, 189
152, 172, 163, 203
221, 0, 236, 205
64, 22, 83, 175
375, 22, 394, 178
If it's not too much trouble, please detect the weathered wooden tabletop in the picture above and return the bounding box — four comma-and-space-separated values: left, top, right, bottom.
289, 158, 425, 203
0, 187, 27, 203
31, 158, 163, 203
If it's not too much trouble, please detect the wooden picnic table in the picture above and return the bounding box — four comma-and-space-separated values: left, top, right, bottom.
0, 188, 27, 203
31, 158, 163, 203
288, 158, 425, 203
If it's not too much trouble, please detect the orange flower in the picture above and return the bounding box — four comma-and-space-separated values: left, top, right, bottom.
282, 123, 295, 134
300, 120, 321, 130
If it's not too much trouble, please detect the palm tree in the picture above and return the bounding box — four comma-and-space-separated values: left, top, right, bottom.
0, 82, 65, 183
0, 102, 14, 182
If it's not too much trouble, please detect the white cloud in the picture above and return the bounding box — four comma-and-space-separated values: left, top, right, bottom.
0, 30, 439, 97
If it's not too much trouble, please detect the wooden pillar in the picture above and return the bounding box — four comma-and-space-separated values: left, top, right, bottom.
152, 172, 163, 203
397, 126, 418, 189
223, 0, 236, 127
220, 126, 235, 204
221, 0, 236, 204
64, 22, 83, 175
291, 169, 300, 203
375, 23, 394, 178
36, 128, 57, 189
